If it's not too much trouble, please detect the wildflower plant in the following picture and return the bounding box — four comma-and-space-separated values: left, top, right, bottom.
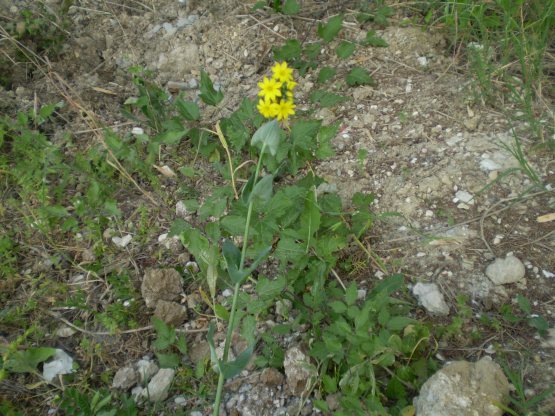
257, 61, 297, 122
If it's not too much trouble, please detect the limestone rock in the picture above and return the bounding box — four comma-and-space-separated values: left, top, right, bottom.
283, 346, 316, 396
486, 255, 525, 285
154, 300, 187, 326
412, 282, 450, 316
112, 366, 138, 390
141, 268, 183, 308
140, 368, 175, 402
260, 367, 284, 386
414, 357, 510, 416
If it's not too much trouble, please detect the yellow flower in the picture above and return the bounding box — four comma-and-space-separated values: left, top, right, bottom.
271, 61, 293, 83
257, 98, 277, 119
286, 90, 294, 101
272, 99, 296, 121
285, 80, 297, 91
258, 76, 282, 102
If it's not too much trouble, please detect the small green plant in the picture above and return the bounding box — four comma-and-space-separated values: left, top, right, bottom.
151, 317, 188, 369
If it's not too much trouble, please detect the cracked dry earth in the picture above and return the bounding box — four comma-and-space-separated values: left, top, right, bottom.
2, 0, 554, 414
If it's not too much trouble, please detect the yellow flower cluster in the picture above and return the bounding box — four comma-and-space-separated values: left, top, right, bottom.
257, 61, 296, 121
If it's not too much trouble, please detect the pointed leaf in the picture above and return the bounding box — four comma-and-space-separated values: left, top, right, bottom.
175, 98, 200, 121
318, 67, 337, 83
243, 245, 272, 277
199, 71, 223, 106
222, 239, 241, 270
336, 41, 356, 58
221, 345, 254, 379
346, 67, 376, 87
318, 15, 343, 42
282, 0, 300, 15
251, 119, 280, 156
249, 174, 274, 205
207, 322, 221, 372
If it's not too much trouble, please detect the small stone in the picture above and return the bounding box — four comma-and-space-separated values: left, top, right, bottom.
43, 349, 74, 382
357, 289, 367, 300
454, 190, 474, 205
141, 368, 175, 402
412, 283, 450, 316
260, 367, 284, 386
174, 396, 187, 405
284, 346, 316, 395
540, 328, 555, 349
81, 248, 96, 262
275, 299, 292, 319
414, 357, 510, 416
112, 366, 138, 390
55, 326, 76, 338
112, 234, 133, 248
176, 200, 190, 219
136, 359, 159, 383
141, 268, 183, 308
154, 300, 188, 326
485, 255, 525, 285
188, 341, 210, 364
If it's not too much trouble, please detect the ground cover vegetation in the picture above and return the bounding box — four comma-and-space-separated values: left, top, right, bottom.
0, 0, 553, 415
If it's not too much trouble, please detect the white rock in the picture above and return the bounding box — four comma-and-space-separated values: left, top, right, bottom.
112, 234, 132, 248
417, 56, 428, 67
136, 359, 159, 383
284, 346, 316, 395
540, 328, 555, 348
131, 127, 144, 135
542, 269, 554, 279
112, 366, 138, 390
55, 326, 76, 338
141, 368, 175, 402
176, 201, 189, 219
454, 190, 474, 205
43, 349, 74, 382
480, 158, 501, 172
414, 357, 509, 416
412, 283, 450, 316
485, 255, 525, 285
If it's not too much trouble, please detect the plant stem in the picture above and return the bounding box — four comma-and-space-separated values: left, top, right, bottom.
212, 142, 267, 416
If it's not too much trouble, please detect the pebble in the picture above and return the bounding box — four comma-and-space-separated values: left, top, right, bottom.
485, 255, 525, 285
412, 282, 450, 316
112, 234, 133, 248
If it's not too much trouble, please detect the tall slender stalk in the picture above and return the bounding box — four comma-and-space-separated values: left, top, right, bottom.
212, 142, 267, 416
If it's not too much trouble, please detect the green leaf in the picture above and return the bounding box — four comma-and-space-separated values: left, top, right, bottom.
214, 304, 230, 321
4, 347, 57, 374
221, 215, 247, 236
241, 315, 257, 345
363, 30, 388, 48
201, 245, 219, 298
282, 0, 300, 15
157, 129, 187, 145
221, 345, 254, 379
299, 187, 321, 250
207, 322, 220, 372
529, 316, 548, 335
175, 98, 200, 121
256, 275, 286, 299
242, 245, 272, 278
303, 42, 321, 60
516, 294, 531, 314
318, 15, 343, 42
249, 174, 274, 205
346, 67, 376, 87
251, 1, 265, 11
290, 120, 321, 151
223, 239, 241, 271
387, 316, 415, 331
329, 300, 347, 314
317, 66, 337, 83
336, 41, 356, 58
199, 70, 223, 106
345, 283, 358, 306
156, 352, 180, 368
309, 90, 349, 107
251, 119, 281, 156
273, 39, 301, 62
176, 334, 188, 355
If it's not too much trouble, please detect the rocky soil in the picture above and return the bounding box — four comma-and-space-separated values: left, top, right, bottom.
1, 0, 554, 414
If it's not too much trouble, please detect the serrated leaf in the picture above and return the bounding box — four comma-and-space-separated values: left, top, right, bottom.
199, 71, 223, 106
303, 42, 321, 60
345, 283, 358, 305
282, 0, 300, 15
346, 67, 376, 87
516, 294, 531, 314
309, 90, 349, 107
363, 30, 388, 47
175, 334, 188, 355
221, 345, 254, 379
317, 66, 337, 83
175, 98, 200, 121
329, 300, 347, 313
156, 352, 180, 369
251, 119, 281, 156
336, 41, 356, 58
318, 15, 343, 42
4, 347, 57, 374
256, 275, 286, 299
273, 39, 301, 61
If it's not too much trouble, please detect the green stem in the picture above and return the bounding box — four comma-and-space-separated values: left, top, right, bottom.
212, 142, 267, 416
